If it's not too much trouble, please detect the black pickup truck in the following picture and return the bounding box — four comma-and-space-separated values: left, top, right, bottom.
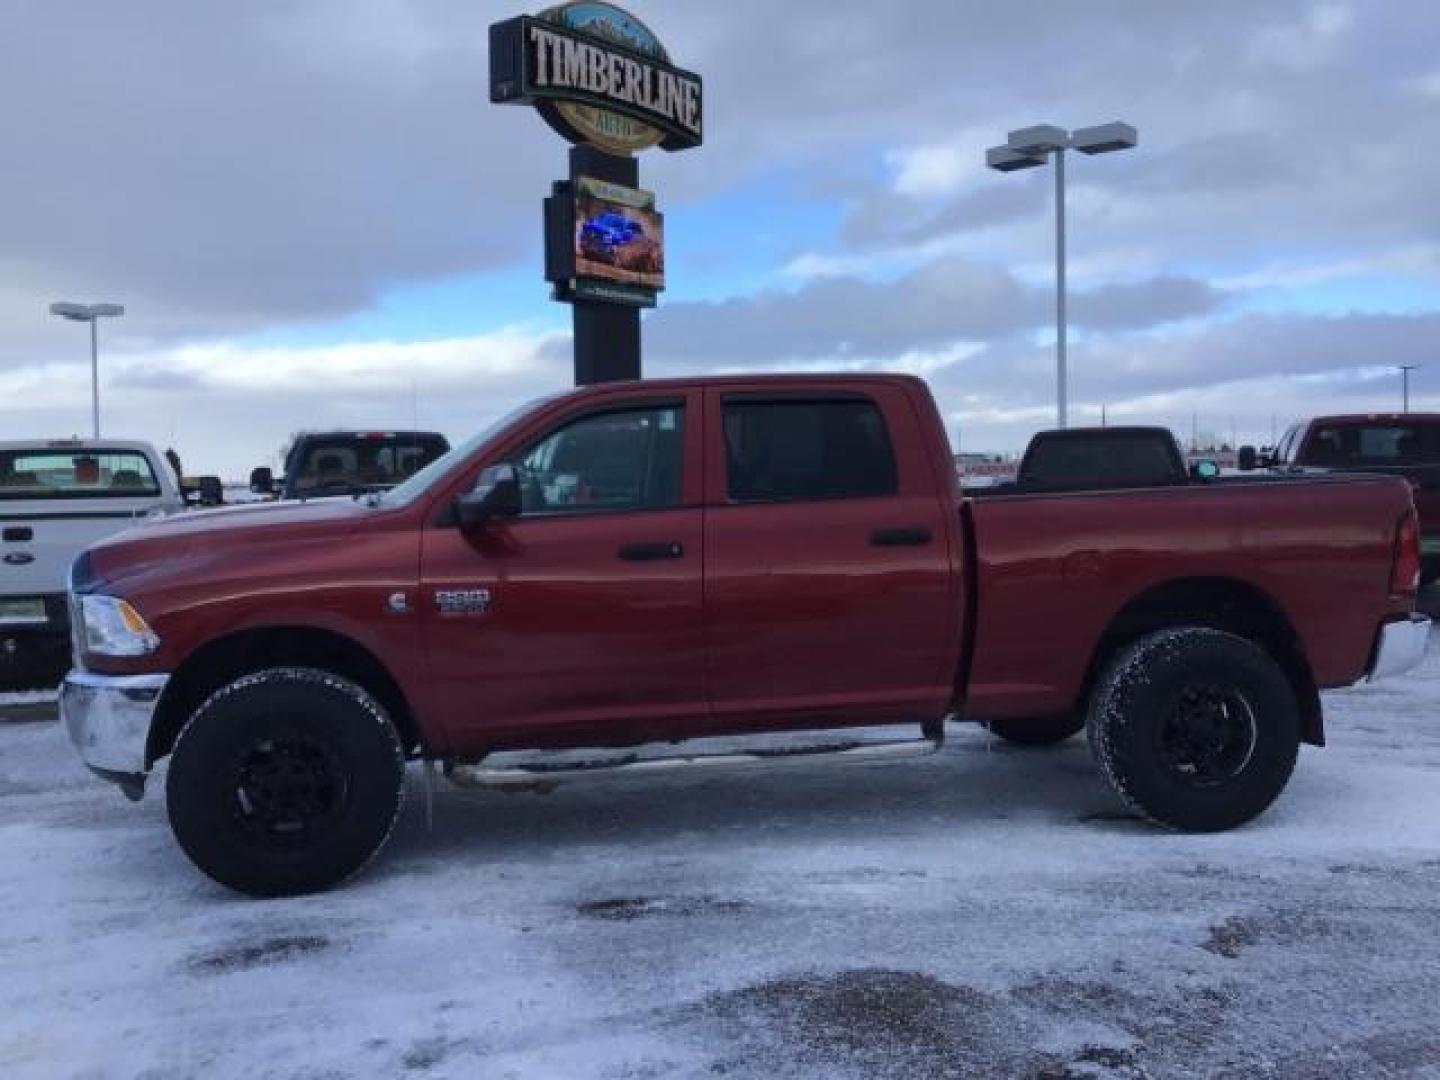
973, 426, 1216, 495
249, 430, 450, 501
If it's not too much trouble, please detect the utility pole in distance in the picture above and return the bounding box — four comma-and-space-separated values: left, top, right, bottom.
1400, 364, 1419, 413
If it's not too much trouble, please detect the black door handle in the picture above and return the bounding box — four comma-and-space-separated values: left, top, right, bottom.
870, 527, 932, 547
2, 527, 33, 543
619, 541, 685, 561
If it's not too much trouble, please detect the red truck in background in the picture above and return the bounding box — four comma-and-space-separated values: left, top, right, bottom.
62, 375, 1429, 896
1245, 414, 1440, 583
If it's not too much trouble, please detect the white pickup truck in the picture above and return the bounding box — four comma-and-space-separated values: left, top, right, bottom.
1, 440, 183, 689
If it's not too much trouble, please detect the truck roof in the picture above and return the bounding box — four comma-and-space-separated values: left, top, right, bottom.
0, 438, 162, 453
290, 430, 446, 438
532, 373, 930, 397
1301, 414, 1440, 425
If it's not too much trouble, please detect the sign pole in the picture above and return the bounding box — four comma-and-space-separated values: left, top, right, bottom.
490, 3, 703, 388
569, 145, 641, 385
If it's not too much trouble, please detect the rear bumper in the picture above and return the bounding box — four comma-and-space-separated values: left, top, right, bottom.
60, 670, 169, 801
0, 598, 70, 688
1366, 614, 1431, 683
0, 593, 68, 635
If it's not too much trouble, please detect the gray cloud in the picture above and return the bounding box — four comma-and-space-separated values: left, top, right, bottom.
645, 262, 1223, 366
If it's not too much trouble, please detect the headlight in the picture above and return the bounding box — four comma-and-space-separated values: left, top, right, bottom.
79, 595, 160, 657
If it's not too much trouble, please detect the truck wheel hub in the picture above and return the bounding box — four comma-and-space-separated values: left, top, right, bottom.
1158, 685, 1258, 788
232, 736, 347, 837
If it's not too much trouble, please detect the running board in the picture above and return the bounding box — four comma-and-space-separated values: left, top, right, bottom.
445, 727, 944, 793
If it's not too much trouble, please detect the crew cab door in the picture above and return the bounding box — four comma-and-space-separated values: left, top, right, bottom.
420, 391, 706, 749
701, 385, 959, 726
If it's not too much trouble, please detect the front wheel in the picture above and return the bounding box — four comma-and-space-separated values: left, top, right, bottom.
1087, 629, 1300, 832
166, 667, 406, 897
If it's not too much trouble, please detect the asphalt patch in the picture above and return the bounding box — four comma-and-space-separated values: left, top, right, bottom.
576, 895, 749, 921
1202, 916, 1260, 959
692, 968, 1033, 1078
189, 934, 330, 973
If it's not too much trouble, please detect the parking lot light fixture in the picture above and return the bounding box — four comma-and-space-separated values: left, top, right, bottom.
986, 120, 1138, 428
49, 301, 125, 438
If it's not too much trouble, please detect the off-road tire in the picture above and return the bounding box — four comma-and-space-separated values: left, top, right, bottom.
986, 712, 1085, 746
166, 667, 405, 897
1087, 628, 1300, 832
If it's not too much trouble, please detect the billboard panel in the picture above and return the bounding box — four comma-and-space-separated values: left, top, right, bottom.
574, 176, 665, 293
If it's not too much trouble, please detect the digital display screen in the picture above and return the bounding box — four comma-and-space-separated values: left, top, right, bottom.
573, 176, 665, 292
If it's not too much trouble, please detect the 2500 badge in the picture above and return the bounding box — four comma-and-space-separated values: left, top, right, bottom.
434, 588, 494, 616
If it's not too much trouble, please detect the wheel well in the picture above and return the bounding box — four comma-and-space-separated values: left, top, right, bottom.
1082, 577, 1324, 746
147, 627, 420, 766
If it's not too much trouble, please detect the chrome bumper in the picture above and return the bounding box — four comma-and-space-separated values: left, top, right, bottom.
61, 670, 169, 801
1366, 614, 1431, 683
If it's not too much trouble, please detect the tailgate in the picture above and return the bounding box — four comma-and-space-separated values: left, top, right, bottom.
1, 501, 156, 598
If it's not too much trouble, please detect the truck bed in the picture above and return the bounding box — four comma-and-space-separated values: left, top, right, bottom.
962, 473, 1415, 722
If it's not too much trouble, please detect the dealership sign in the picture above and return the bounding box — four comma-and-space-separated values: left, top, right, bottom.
490, 3, 703, 154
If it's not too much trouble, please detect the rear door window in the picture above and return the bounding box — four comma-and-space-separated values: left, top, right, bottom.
722, 398, 897, 503
0, 449, 160, 499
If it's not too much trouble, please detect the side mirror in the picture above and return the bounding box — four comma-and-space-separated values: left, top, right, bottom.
456, 464, 521, 528
249, 466, 274, 494
1190, 459, 1221, 481
1237, 446, 1257, 471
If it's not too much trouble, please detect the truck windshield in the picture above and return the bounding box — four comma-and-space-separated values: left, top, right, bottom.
288, 434, 448, 497
1307, 421, 1440, 466
0, 448, 160, 500
377, 396, 560, 509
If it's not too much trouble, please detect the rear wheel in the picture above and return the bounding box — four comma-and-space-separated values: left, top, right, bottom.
1087, 628, 1299, 832
166, 667, 405, 897
986, 712, 1084, 747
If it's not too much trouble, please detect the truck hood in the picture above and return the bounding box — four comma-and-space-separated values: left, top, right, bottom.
84, 497, 374, 590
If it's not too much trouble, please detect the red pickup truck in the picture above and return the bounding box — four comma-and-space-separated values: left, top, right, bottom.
62, 375, 1429, 896
1246, 413, 1440, 582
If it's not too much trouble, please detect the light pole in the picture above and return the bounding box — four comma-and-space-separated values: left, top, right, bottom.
1399, 364, 1419, 413
50, 301, 125, 438
986, 121, 1138, 428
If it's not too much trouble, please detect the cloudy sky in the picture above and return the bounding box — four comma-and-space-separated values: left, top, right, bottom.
3, 0, 1438, 476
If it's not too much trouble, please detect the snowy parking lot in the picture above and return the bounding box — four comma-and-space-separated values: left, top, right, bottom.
3, 636, 1440, 1079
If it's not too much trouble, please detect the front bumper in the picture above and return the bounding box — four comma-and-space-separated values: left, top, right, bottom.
1366, 614, 1431, 683
61, 670, 169, 801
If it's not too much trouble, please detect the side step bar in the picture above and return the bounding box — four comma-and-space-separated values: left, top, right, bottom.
445, 727, 945, 793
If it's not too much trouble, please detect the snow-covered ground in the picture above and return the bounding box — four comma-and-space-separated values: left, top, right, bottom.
3, 643, 1439, 1079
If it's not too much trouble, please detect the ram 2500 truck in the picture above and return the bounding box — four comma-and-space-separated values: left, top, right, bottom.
61, 375, 1429, 896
